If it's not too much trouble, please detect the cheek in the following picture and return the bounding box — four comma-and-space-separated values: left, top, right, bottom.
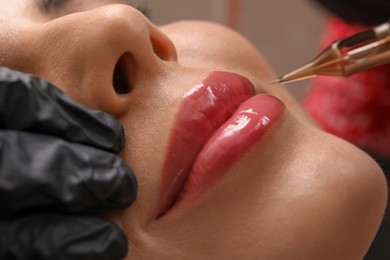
0, 1, 50, 75
0, 25, 29, 71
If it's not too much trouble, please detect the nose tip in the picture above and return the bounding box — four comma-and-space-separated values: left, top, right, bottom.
97, 4, 177, 64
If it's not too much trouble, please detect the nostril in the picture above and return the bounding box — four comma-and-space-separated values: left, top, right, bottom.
151, 36, 168, 61
113, 53, 134, 94
150, 34, 177, 61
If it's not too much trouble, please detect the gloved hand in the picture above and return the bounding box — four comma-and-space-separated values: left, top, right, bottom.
0, 67, 137, 260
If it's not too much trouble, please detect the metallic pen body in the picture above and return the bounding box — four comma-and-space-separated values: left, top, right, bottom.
272, 21, 390, 85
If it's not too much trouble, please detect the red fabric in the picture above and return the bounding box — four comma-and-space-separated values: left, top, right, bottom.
304, 16, 390, 157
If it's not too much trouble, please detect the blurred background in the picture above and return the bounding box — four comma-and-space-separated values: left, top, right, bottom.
135, 0, 330, 101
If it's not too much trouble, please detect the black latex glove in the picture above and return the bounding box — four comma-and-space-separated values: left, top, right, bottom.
0, 67, 137, 260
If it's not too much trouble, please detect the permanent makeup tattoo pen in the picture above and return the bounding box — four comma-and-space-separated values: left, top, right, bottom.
271, 20, 390, 85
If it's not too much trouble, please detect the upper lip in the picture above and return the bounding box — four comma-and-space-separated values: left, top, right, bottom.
156, 71, 257, 217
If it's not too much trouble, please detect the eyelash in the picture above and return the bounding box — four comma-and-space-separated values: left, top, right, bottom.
41, 0, 151, 19
136, 6, 151, 19
41, 0, 64, 11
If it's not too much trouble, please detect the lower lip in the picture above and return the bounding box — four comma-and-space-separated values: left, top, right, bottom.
171, 94, 285, 213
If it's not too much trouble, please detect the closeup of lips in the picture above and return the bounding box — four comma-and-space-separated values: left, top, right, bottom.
156, 71, 284, 218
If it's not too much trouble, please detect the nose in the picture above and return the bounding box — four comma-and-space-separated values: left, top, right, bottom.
29, 4, 177, 116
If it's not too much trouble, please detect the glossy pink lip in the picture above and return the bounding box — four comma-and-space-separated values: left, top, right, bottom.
156, 71, 284, 218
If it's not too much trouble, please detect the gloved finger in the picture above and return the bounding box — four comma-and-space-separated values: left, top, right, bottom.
0, 131, 137, 216
0, 214, 128, 260
0, 67, 124, 153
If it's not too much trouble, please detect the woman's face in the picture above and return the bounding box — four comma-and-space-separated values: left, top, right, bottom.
0, 1, 387, 259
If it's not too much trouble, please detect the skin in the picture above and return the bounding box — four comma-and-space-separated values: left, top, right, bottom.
0, 1, 387, 259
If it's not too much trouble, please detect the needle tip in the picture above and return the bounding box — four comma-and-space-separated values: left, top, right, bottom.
269, 79, 282, 85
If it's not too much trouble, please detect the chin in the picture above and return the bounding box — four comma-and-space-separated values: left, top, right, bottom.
118, 121, 387, 260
